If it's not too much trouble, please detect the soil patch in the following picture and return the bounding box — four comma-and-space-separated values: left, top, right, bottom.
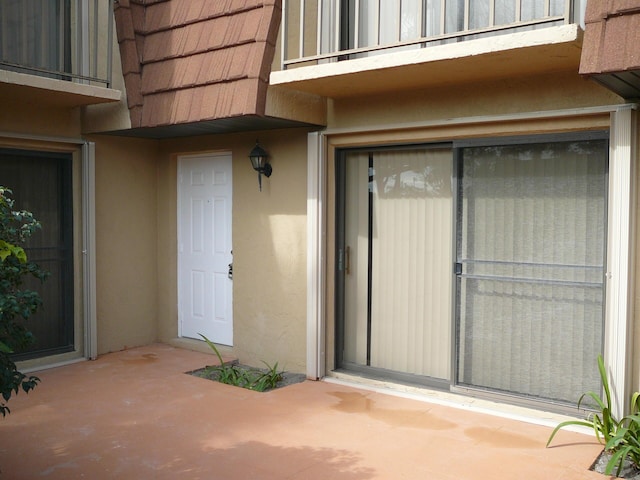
592, 450, 640, 479
188, 363, 306, 392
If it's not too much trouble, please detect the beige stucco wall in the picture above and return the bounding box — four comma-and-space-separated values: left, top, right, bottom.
327, 70, 622, 131
89, 135, 160, 354
156, 128, 311, 374
0, 97, 82, 138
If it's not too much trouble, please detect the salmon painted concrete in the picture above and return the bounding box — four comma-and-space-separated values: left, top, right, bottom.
0, 344, 605, 479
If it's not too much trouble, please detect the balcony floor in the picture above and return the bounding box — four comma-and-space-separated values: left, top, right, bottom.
0, 344, 604, 479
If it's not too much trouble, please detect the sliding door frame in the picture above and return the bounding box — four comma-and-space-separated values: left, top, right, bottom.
307, 104, 636, 417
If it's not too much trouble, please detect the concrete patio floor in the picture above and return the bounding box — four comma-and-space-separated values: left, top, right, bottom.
0, 344, 606, 479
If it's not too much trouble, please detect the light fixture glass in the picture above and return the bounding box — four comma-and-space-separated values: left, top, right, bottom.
249, 141, 272, 191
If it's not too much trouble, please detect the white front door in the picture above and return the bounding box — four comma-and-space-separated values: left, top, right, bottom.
178, 153, 233, 345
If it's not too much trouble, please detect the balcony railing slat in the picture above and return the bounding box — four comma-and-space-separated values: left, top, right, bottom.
316, 0, 321, 57
464, 0, 470, 31
489, 0, 495, 27
299, 0, 305, 59
396, 1, 401, 43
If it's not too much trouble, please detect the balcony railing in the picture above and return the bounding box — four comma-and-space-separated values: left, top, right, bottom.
282, 0, 582, 70
0, 0, 113, 88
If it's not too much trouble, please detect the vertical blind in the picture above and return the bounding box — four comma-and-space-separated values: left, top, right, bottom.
457, 139, 607, 404
370, 149, 452, 378
342, 148, 453, 380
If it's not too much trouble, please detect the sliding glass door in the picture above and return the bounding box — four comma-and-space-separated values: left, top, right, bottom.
455, 134, 608, 404
337, 146, 453, 383
335, 133, 608, 407
0, 148, 75, 359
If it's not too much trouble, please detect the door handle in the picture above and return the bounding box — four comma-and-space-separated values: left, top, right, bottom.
228, 263, 233, 280
345, 246, 351, 275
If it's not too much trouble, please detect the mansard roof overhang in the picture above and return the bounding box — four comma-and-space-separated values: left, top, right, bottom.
113, 0, 314, 136
579, 2, 640, 100
270, 25, 584, 99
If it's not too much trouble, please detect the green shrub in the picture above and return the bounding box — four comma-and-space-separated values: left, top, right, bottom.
0, 187, 46, 416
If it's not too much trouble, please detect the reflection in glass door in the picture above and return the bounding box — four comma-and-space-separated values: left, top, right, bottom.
337, 146, 453, 383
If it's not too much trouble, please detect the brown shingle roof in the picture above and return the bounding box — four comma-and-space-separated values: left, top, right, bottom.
140, 44, 260, 95
114, 0, 280, 129
579, 0, 640, 98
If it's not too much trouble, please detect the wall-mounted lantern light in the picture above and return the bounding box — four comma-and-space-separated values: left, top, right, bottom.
249, 141, 272, 191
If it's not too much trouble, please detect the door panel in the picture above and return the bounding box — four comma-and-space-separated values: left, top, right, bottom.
340, 147, 453, 380
178, 153, 233, 345
456, 138, 608, 404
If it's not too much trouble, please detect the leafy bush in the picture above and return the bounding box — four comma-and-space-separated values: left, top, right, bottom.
198, 333, 283, 392
0, 187, 46, 416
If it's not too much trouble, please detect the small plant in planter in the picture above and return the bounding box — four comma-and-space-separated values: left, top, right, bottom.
547, 355, 640, 477
197, 333, 284, 392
